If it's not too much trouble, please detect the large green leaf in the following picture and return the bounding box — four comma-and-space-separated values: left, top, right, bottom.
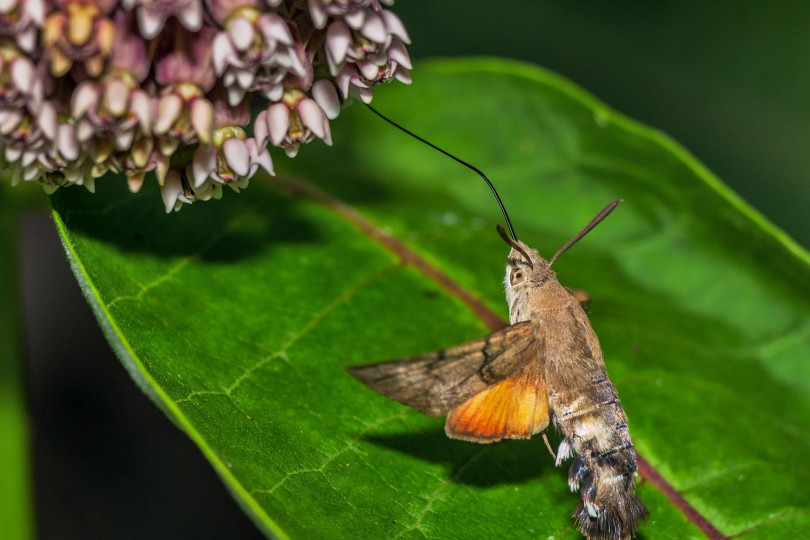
51, 58, 810, 538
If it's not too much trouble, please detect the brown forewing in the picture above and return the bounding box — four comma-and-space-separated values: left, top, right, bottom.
346, 321, 535, 417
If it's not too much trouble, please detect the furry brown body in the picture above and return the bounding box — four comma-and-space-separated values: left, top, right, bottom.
507, 247, 648, 539
348, 236, 648, 539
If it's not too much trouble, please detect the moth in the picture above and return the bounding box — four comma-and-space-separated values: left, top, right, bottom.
348, 200, 649, 540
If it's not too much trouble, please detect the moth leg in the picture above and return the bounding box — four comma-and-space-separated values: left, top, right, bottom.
541, 432, 557, 460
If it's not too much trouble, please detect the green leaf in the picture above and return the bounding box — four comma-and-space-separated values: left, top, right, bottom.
51, 58, 810, 538
0, 184, 35, 540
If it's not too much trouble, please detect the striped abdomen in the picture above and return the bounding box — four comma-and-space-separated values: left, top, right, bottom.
550, 371, 649, 540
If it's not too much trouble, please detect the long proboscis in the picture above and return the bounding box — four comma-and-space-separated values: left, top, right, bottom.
365, 104, 518, 241
496, 224, 533, 268
549, 199, 621, 266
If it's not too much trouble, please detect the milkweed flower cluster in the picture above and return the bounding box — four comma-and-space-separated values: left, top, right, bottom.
0, 0, 411, 211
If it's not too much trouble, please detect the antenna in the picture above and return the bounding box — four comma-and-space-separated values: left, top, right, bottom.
365, 104, 518, 241
549, 199, 621, 266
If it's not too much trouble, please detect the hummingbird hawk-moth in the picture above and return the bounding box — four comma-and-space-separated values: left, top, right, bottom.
348, 200, 648, 540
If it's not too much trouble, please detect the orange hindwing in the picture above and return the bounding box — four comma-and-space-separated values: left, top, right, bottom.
445, 365, 549, 443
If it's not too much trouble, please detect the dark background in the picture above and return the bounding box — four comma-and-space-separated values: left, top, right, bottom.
22, 2, 808, 538
398, 1, 810, 249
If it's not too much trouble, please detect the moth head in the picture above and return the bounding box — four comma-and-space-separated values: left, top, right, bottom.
497, 225, 550, 289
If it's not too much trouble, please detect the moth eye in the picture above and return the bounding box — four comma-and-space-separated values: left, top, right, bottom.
510, 269, 525, 285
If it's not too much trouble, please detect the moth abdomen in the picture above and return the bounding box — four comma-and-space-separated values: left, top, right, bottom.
573, 487, 649, 540
563, 413, 648, 539
550, 371, 648, 539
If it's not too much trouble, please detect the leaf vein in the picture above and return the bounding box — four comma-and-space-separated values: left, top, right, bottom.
174, 265, 398, 404
251, 413, 406, 496
224, 264, 399, 395
394, 447, 490, 539
106, 210, 257, 308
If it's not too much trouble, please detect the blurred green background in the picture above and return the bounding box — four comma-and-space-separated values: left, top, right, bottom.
396, 1, 809, 248
13, 2, 808, 539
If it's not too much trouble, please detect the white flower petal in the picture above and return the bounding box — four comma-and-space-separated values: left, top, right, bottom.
179, 0, 202, 31
105, 79, 131, 117
10, 57, 35, 93
161, 171, 183, 213
155, 154, 169, 184
358, 60, 379, 81
325, 21, 351, 75
288, 47, 308, 77
267, 103, 290, 147
28, 0, 46, 24
227, 85, 245, 107
322, 115, 332, 146
114, 127, 136, 151
382, 10, 411, 44
127, 172, 145, 193
0, 109, 23, 134
246, 138, 274, 175
16, 27, 37, 53
253, 110, 269, 147
312, 79, 340, 120
137, 7, 166, 40
159, 136, 179, 156
308, 0, 327, 29
259, 13, 293, 45
358, 85, 374, 104
264, 85, 283, 102
0, 0, 17, 16
394, 67, 412, 84
359, 10, 386, 43
236, 69, 254, 90
283, 142, 299, 158
130, 137, 153, 168
230, 17, 254, 52
154, 94, 183, 135
4, 144, 22, 163
223, 138, 249, 177
71, 82, 99, 120
37, 101, 57, 141
192, 145, 215, 187
335, 67, 353, 99
223, 70, 235, 87
345, 8, 365, 30
28, 75, 43, 111
57, 124, 80, 161
388, 39, 412, 70
131, 91, 153, 134
212, 33, 236, 75
21, 149, 37, 167
190, 98, 213, 144
296, 98, 326, 139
